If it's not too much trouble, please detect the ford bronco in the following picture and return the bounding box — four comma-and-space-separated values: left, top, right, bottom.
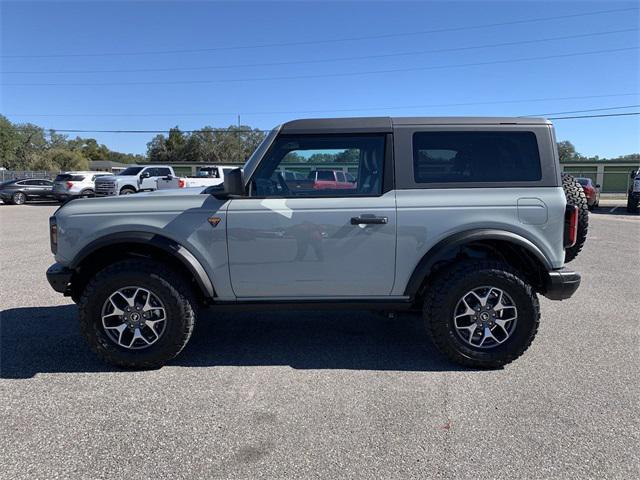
46, 117, 583, 369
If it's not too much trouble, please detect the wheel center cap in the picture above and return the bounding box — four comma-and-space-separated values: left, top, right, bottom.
480, 312, 490, 321
130, 312, 140, 321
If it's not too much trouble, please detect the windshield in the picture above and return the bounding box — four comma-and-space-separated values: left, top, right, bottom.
241, 127, 280, 184
118, 167, 143, 176
576, 178, 589, 186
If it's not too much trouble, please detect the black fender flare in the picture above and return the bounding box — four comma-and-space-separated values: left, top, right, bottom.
404, 229, 552, 298
70, 232, 215, 298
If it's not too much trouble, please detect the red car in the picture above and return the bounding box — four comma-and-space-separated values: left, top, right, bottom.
576, 177, 601, 210
308, 170, 356, 190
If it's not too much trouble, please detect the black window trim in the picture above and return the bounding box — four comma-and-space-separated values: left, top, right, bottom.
244, 132, 394, 199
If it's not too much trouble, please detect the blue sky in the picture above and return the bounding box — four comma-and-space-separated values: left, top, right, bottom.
1, 0, 638, 157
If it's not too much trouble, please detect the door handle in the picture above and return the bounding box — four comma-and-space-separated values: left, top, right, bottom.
350, 215, 388, 225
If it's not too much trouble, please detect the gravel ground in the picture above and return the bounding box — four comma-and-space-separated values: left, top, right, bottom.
1, 201, 638, 479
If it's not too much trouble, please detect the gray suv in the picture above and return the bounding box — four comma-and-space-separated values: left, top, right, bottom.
46, 117, 582, 369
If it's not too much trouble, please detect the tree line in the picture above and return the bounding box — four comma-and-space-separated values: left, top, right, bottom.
1, 115, 637, 172
0, 115, 145, 171
557, 140, 639, 164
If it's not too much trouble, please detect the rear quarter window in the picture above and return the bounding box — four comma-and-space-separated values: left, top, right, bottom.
413, 131, 541, 184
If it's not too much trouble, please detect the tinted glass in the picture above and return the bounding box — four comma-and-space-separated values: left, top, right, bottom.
156, 168, 172, 176
251, 134, 385, 197
55, 174, 72, 181
413, 131, 541, 184
119, 167, 143, 176
576, 178, 590, 186
316, 171, 334, 181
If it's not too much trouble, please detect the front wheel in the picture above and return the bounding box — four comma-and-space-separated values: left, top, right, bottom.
423, 260, 540, 369
120, 187, 136, 195
78, 259, 196, 369
12, 192, 26, 205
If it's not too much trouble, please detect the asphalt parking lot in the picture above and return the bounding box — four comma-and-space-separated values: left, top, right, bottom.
1, 201, 638, 479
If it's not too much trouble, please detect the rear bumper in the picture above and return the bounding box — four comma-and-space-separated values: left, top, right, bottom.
46, 263, 73, 295
543, 268, 581, 300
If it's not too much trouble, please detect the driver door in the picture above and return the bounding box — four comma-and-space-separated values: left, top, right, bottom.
226, 133, 397, 298
139, 168, 157, 190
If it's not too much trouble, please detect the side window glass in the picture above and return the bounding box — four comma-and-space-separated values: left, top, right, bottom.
251, 134, 385, 197
412, 131, 541, 184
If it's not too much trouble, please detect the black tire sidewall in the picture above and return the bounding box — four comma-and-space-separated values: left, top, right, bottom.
430, 268, 538, 365
80, 268, 192, 367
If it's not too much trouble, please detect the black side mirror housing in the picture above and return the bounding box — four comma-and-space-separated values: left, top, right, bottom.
216, 168, 245, 198
595, 184, 601, 188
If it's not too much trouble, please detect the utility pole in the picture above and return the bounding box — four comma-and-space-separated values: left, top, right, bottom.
237, 114, 241, 127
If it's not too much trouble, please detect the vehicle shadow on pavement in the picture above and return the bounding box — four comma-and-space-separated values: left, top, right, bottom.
1, 305, 464, 379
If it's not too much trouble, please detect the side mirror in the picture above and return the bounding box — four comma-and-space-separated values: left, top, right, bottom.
222, 168, 245, 197
141, 171, 151, 179
595, 184, 601, 188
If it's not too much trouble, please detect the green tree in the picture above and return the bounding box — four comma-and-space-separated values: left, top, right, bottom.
46, 149, 90, 171
557, 141, 577, 163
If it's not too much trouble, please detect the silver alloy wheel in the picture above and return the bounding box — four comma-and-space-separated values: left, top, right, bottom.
101, 286, 167, 350
13, 192, 26, 204
453, 286, 518, 349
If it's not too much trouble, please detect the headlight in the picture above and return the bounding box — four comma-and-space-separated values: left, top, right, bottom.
49, 216, 57, 254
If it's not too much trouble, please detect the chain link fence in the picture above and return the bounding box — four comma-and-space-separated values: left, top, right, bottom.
0, 170, 60, 182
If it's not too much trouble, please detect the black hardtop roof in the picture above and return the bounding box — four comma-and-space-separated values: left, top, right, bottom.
280, 116, 551, 134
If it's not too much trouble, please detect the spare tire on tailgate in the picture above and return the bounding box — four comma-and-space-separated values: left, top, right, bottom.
562, 173, 588, 262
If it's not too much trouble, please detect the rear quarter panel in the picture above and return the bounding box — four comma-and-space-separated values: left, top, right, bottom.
391, 122, 565, 296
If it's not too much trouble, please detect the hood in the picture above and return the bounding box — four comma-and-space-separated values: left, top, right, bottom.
54, 187, 212, 217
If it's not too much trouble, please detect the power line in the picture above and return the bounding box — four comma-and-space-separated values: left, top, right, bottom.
548, 112, 639, 120
11, 112, 639, 134
4, 28, 635, 75
2, 6, 636, 59
6, 93, 639, 118
3, 46, 637, 87
525, 105, 640, 117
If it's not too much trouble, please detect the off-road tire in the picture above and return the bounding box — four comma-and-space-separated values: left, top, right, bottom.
562, 173, 588, 262
424, 260, 540, 369
120, 187, 136, 195
78, 259, 196, 369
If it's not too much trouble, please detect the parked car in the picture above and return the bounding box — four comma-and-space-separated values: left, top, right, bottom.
575, 177, 600, 210
627, 169, 640, 213
47, 116, 583, 370
158, 165, 237, 190
308, 169, 356, 190
0, 178, 55, 205
53, 171, 114, 202
94, 165, 174, 196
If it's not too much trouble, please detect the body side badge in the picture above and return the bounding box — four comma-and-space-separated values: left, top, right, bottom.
208, 216, 222, 227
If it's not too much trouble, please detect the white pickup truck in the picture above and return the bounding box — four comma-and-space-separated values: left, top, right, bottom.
156, 165, 238, 190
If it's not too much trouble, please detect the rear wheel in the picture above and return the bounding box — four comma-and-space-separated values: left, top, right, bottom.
120, 187, 136, 195
424, 260, 540, 369
562, 173, 588, 262
12, 192, 26, 205
78, 259, 196, 369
